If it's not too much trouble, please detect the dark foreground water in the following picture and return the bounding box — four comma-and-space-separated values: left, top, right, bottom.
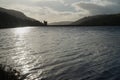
0, 26, 120, 80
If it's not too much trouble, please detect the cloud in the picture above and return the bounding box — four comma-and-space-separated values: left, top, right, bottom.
0, 0, 120, 23
0, 0, 83, 23
7, 4, 82, 23
72, 0, 120, 15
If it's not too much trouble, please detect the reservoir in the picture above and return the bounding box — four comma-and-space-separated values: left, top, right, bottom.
0, 26, 120, 80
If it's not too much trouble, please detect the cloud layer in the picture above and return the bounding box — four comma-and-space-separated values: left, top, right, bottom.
0, 0, 120, 23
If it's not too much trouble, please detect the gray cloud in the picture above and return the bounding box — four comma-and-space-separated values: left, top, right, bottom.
0, 0, 120, 22
73, 0, 120, 15
34, 1, 75, 12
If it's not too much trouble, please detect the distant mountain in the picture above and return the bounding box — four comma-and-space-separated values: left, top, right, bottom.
49, 21, 73, 25
0, 7, 45, 28
72, 13, 120, 26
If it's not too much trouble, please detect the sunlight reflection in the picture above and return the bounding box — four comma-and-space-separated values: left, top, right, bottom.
11, 27, 43, 79
12, 47, 31, 74
12, 27, 32, 74
14, 27, 31, 34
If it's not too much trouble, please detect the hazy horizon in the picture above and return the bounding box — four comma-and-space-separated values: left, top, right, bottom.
0, 0, 120, 23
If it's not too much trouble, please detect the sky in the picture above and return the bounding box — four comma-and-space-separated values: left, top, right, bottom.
0, 0, 120, 23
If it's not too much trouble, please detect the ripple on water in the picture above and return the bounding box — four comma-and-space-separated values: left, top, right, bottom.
0, 27, 120, 80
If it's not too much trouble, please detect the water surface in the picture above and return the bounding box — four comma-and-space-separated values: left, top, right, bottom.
0, 26, 120, 80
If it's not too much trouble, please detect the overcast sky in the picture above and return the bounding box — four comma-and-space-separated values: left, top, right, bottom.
0, 0, 120, 23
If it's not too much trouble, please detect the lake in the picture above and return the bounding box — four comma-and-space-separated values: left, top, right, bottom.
0, 26, 120, 80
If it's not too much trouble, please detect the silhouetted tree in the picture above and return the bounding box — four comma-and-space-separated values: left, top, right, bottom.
44, 20, 47, 26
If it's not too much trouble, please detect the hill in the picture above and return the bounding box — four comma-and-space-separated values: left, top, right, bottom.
72, 13, 120, 26
49, 21, 73, 25
0, 7, 45, 28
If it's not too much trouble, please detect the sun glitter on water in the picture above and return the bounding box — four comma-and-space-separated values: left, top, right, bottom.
14, 27, 31, 34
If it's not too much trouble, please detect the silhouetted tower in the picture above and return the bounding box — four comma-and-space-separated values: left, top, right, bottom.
44, 20, 47, 26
